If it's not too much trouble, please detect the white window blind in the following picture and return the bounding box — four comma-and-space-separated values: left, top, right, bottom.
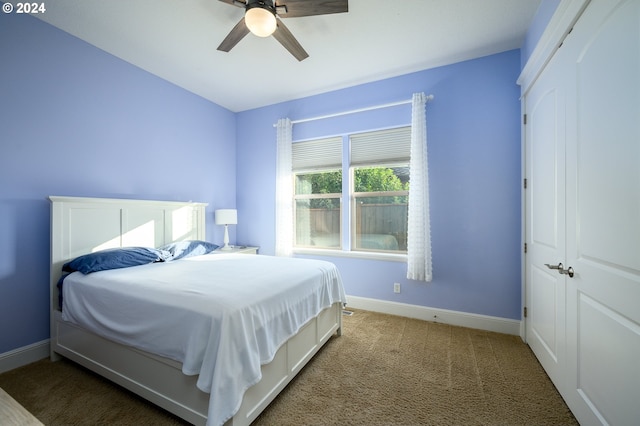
350, 126, 411, 165
292, 137, 342, 171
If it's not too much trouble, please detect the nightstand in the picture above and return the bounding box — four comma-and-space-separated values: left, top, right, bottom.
217, 246, 259, 255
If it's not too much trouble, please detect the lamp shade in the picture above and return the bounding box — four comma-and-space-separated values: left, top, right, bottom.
215, 209, 237, 225
245, 7, 277, 37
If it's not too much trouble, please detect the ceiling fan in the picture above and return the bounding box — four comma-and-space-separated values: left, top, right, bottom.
217, 0, 349, 61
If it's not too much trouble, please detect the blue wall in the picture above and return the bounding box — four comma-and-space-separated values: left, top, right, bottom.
521, 0, 561, 68
236, 50, 523, 320
0, 13, 237, 353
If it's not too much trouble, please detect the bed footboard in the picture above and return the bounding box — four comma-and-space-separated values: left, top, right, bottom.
52, 310, 209, 424
233, 302, 342, 425
51, 302, 342, 426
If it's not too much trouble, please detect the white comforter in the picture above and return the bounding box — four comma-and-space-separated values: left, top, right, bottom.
62, 253, 346, 426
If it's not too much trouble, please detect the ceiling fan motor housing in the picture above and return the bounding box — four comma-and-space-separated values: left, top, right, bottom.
246, 0, 276, 14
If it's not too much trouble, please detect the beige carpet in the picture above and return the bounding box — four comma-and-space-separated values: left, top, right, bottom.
0, 310, 577, 425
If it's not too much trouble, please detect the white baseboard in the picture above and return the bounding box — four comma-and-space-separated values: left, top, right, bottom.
0, 340, 49, 374
346, 296, 521, 336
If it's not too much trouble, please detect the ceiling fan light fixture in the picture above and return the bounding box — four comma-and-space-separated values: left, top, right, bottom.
245, 4, 277, 37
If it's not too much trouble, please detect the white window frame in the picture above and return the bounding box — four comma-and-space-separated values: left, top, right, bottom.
292, 127, 411, 262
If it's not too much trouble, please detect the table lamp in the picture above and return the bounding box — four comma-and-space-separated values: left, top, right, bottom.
214, 209, 237, 250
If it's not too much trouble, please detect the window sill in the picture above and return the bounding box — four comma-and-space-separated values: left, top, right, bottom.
293, 247, 407, 262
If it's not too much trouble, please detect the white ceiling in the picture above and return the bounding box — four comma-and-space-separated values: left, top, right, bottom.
27, 0, 542, 112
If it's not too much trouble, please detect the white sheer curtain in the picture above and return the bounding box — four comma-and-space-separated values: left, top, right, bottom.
275, 118, 293, 257
407, 93, 433, 281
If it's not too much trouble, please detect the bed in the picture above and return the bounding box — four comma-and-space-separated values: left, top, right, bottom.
49, 196, 346, 426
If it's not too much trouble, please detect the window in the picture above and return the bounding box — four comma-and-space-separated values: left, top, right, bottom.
350, 127, 411, 253
352, 166, 409, 252
292, 127, 410, 255
293, 137, 342, 249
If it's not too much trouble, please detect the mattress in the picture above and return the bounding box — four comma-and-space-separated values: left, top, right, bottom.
61, 253, 346, 426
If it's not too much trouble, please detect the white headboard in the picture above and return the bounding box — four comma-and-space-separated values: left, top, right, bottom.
49, 196, 208, 313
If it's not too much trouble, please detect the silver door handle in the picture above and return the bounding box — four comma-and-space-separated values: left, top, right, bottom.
559, 266, 574, 278
545, 263, 574, 278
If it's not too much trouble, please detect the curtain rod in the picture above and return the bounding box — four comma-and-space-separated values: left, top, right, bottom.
273, 94, 434, 127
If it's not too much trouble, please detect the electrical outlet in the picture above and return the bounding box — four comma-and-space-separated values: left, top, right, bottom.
393, 282, 401, 293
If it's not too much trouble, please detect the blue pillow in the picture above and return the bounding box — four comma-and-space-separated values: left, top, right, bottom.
63, 247, 170, 274
160, 240, 219, 260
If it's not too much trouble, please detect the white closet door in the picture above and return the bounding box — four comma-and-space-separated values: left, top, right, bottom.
564, 0, 640, 423
524, 46, 568, 395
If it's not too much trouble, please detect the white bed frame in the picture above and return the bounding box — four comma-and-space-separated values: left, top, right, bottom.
49, 196, 342, 426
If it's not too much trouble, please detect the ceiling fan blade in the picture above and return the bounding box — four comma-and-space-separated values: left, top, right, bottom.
272, 17, 309, 61
217, 18, 251, 52
275, 0, 348, 18
218, 0, 246, 8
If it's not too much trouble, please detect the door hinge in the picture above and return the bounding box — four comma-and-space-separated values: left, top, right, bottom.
558, 27, 573, 49
524, 243, 528, 253
524, 307, 528, 318
524, 178, 527, 189
523, 114, 527, 125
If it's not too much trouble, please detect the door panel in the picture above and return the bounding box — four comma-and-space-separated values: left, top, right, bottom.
530, 89, 560, 250
576, 294, 640, 425
574, 0, 640, 274
525, 49, 567, 393
530, 265, 559, 357
564, 0, 640, 423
